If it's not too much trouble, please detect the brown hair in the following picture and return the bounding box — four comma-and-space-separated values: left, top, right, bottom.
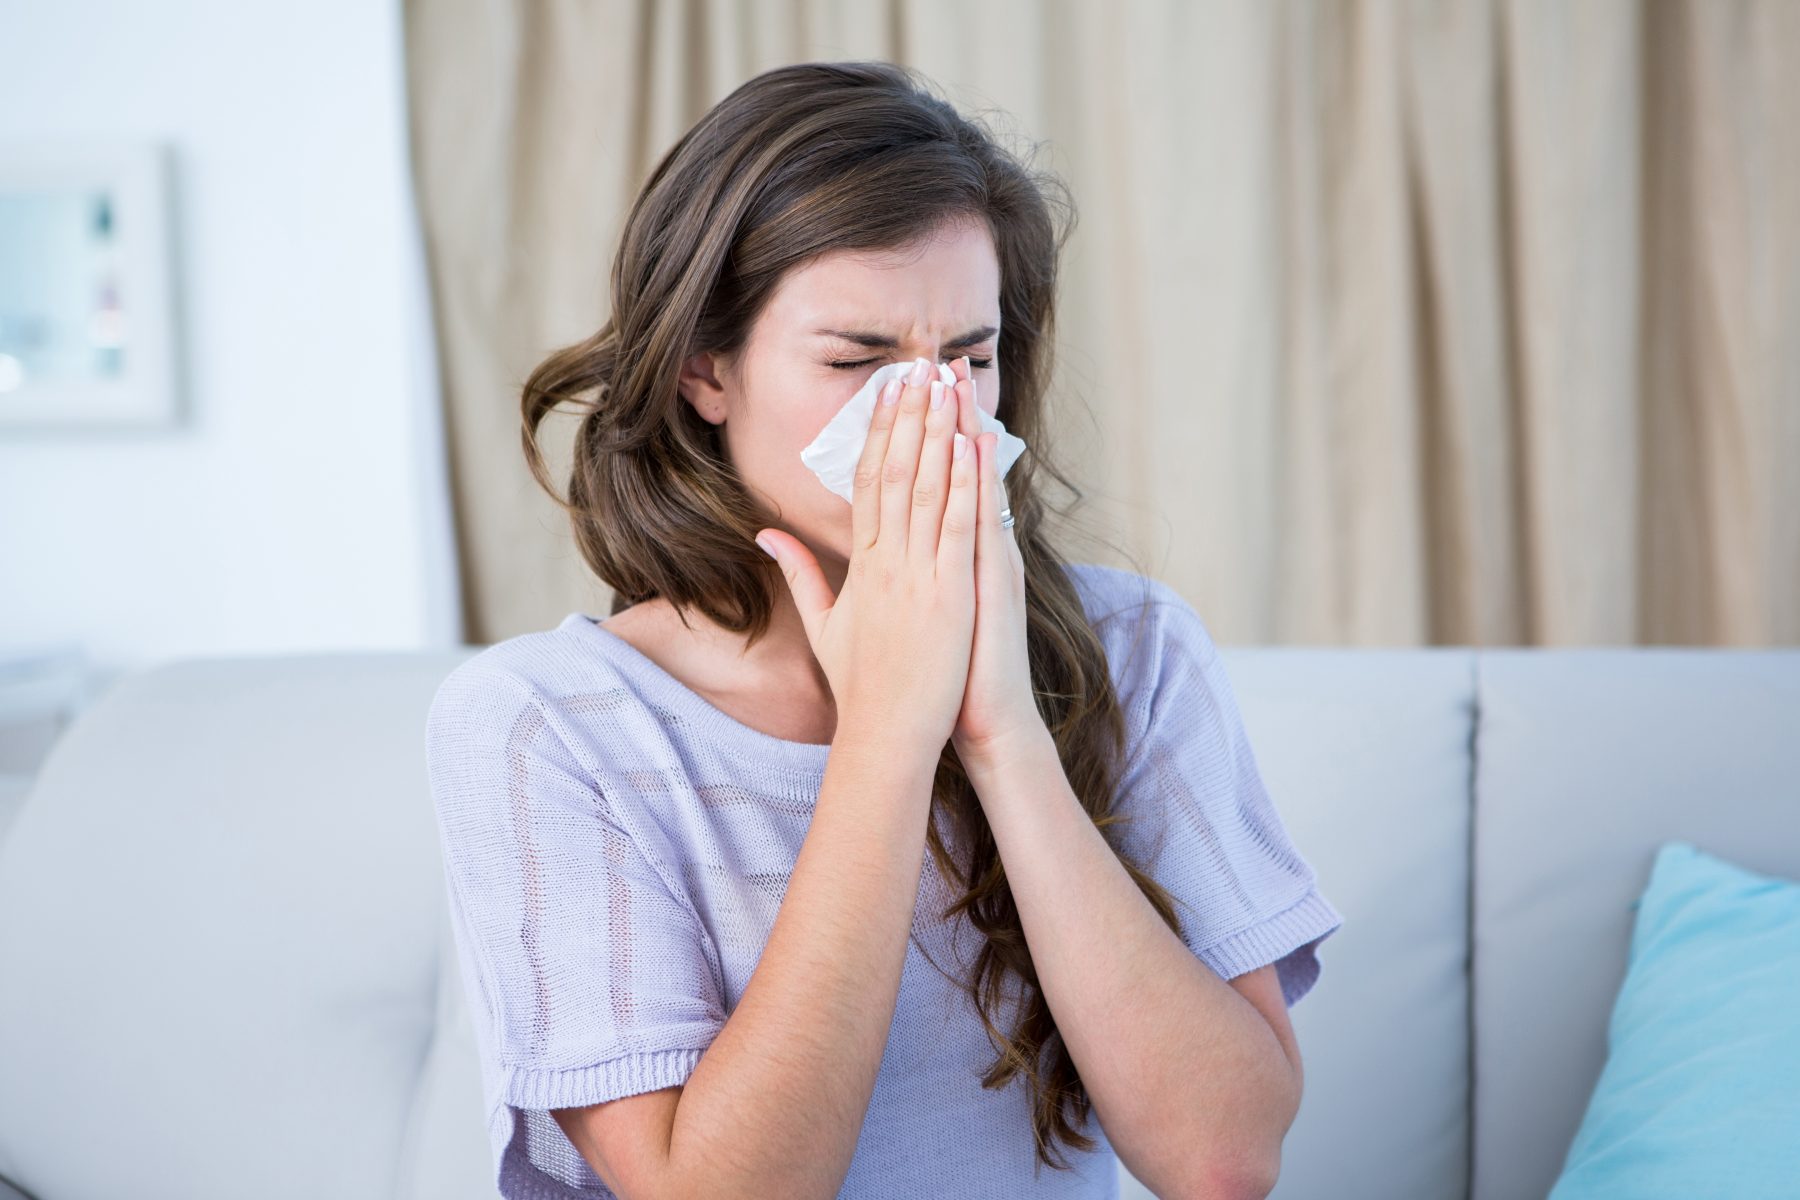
519, 60, 1184, 1174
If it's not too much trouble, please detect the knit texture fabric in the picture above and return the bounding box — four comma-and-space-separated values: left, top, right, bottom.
424, 562, 1342, 1198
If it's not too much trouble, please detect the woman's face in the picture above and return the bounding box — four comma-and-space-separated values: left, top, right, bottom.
679, 217, 1002, 572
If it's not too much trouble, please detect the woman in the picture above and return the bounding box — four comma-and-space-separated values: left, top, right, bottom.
425, 60, 1341, 1200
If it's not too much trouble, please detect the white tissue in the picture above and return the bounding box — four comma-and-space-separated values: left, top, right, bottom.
800, 359, 1028, 506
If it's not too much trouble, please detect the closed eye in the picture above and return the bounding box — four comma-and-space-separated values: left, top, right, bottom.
830, 356, 994, 371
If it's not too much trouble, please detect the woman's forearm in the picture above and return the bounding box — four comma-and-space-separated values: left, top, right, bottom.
661, 715, 940, 1200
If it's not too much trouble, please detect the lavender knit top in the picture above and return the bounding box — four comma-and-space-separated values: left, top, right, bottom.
424, 561, 1342, 1199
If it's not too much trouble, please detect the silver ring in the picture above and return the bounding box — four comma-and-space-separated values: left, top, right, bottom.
999, 507, 1015, 529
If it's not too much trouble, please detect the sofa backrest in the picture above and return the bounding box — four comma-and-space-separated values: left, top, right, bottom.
1468, 649, 1800, 1200
1229, 648, 1477, 1200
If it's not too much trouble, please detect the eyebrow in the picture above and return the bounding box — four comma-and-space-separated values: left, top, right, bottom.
812, 324, 999, 349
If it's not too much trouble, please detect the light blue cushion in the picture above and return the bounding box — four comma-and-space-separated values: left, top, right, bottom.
1548, 841, 1800, 1198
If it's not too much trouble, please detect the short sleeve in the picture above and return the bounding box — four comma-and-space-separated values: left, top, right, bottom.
424, 662, 727, 1187
1104, 583, 1342, 1007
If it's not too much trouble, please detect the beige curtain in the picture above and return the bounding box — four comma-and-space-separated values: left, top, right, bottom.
403, 0, 1799, 648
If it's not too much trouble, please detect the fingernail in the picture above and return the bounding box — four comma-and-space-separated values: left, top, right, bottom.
881, 378, 900, 405
930, 380, 945, 409
754, 535, 778, 559
908, 357, 930, 385
953, 432, 968, 459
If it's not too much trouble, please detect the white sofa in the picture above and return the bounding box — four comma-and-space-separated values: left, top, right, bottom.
0, 645, 1795, 1199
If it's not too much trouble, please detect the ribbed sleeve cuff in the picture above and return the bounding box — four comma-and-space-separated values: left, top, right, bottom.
1191, 887, 1343, 1006
501, 1045, 709, 1111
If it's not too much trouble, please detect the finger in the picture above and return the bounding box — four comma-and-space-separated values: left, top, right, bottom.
755, 530, 833, 645
967, 361, 1011, 544
992, 433, 1015, 539
908, 374, 960, 569
948, 362, 982, 553
960, 368, 1001, 553
950, 355, 978, 443
938, 383, 979, 582
851, 371, 903, 551
975, 430, 1003, 559
879, 356, 935, 556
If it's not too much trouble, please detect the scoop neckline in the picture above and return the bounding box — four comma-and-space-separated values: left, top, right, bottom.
559, 612, 836, 769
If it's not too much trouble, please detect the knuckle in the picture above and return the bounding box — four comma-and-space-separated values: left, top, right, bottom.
912, 482, 940, 508
882, 459, 911, 486
853, 462, 881, 491
940, 511, 973, 537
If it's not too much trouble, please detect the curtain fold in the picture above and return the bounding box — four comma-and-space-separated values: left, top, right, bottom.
403, 0, 1798, 647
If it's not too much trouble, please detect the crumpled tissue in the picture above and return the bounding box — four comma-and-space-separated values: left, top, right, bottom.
800, 359, 1028, 506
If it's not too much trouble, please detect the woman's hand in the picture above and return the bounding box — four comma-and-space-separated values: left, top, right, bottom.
944, 356, 1044, 764
757, 356, 979, 755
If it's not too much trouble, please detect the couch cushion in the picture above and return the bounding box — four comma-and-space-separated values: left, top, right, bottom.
1223, 649, 1474, 1200
1472, 649, 1800, 1200
0, 652, 488, 1200
1547, 842, 1800, 1199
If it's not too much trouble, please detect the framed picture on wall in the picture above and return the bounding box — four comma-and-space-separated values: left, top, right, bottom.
0, 139, 180, 431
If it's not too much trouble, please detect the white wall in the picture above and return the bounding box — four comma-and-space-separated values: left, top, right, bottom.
0, 0, 460, 695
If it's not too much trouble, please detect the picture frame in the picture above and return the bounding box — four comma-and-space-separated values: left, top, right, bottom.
0, 138, 180, 430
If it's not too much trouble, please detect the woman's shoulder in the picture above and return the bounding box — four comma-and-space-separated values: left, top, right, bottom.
1064, 560, 1174, 614
1060, 561, 1220, 691
1063, 560, 1203, 638
428, 612, 635, 728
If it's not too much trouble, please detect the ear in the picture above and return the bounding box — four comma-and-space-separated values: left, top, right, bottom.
676, 350, 731, 426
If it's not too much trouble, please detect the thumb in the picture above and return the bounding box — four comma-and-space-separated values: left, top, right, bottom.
754, 530, 833, 639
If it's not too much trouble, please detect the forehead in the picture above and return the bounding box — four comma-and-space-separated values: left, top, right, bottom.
763, 220, 1001, 337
